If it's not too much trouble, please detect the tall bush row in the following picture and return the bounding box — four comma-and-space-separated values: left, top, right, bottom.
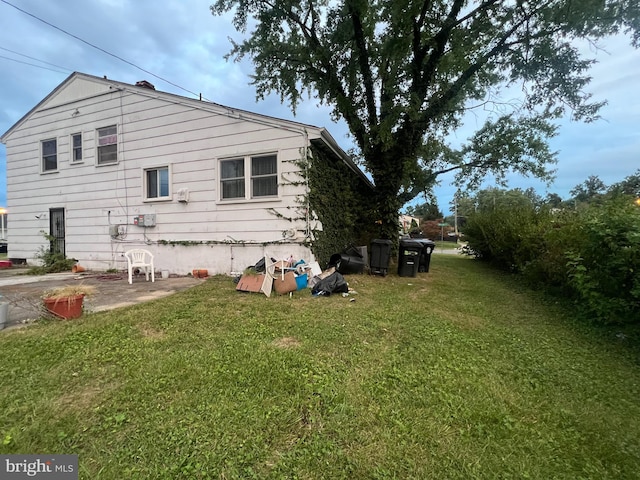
464, 195, 640, 324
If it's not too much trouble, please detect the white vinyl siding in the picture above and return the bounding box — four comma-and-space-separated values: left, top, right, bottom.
41, 138, 57, 172
97, 125, 117, 164
3, 73, 327, 274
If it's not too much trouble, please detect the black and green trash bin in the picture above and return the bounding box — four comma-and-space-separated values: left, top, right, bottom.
398, 239, 423, 277
415, 239, 436, 272
370, 239, 393, 276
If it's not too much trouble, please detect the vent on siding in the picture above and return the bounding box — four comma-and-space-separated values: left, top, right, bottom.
176, 188, 189, 203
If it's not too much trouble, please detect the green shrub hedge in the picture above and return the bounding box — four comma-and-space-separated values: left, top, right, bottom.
464, 194, 640, 324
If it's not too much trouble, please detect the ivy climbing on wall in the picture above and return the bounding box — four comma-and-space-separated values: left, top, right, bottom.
156, 145, 377, 268
305, 144, 377, 266
266, 144, 377, 267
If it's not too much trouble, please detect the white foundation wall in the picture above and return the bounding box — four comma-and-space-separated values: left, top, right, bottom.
76, 242, 315, 276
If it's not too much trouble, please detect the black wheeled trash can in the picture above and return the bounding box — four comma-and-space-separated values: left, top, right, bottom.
398, 239, 422, 277
415, 239, 436, 272
370, 239, 392, 276
337, 245, 367, 274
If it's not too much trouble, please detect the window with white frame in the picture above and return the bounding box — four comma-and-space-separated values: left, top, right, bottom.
71, 133, 82, 162
251, 154, 278, 197
41, 138, 57, 172
97, 125, 117, 164
144, 166, 170, 200
220, 158, 245, 199
220, 154, 278, 200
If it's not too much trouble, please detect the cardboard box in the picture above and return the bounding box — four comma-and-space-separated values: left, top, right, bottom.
236, 274, 266, 293
273, 271, 297, 295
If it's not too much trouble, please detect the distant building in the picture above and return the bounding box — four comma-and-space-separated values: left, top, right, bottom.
399, 214, 420, 234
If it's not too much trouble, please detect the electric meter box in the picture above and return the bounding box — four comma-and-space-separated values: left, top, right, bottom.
133, 214, 156, 227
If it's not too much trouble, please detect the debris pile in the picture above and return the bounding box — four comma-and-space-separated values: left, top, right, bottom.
235, 254, 353, 297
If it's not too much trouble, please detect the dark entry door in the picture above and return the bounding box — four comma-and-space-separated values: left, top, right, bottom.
49, 208, 65, 256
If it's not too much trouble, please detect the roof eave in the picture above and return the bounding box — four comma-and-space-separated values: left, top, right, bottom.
316, 129, 373, 189
1, 72, 81, 143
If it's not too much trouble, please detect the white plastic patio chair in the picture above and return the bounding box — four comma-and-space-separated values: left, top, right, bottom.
124, 249, 155, 284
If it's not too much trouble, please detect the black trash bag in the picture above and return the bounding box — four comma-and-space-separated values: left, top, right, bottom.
311, 271, 349, 296
328, 253, 342, 269
250, 256, 276, 273
253, 257, 267, 273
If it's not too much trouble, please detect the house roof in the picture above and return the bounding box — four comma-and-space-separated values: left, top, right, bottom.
1, 72, 373, 188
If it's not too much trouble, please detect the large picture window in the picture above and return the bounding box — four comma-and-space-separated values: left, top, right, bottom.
41, 139, 57, 172
97, 125, 117, 164
144, 166, 170, 200
220, 154, 278, 200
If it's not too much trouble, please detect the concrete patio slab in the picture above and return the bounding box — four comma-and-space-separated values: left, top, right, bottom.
0, 267, 205, 331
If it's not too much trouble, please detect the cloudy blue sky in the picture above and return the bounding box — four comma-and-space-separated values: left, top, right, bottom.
1, 0, 639, 215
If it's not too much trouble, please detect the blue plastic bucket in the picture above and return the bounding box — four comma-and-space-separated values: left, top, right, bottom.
295, 274, 308, 290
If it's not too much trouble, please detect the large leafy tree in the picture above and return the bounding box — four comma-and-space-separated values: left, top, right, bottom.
570, 175, 607, 203
472, 187, 542, 212
210, 0, 639, 240
405, 201, 443, 221
609, 169, 640, 197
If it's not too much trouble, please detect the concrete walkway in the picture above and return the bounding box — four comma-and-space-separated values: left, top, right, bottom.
431, 247, 464, 255
0, 271, 78, 287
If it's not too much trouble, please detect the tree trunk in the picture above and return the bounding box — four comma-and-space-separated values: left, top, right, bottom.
369, 150, 404, 244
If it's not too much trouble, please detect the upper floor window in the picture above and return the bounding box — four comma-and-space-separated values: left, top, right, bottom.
97, 125, 117, 164
144, 166, 170, 201
41, 139, 57, 172
71, 133, 82, 162
220, 154, 278, 201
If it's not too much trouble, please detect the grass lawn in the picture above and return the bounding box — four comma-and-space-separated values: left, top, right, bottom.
1, 256, 639, 479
